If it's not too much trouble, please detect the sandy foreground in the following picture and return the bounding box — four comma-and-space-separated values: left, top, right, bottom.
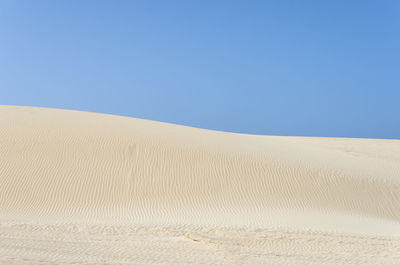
0, 105, 399, 264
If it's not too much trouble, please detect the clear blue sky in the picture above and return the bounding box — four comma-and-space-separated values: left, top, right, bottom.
1, 1, 399, 139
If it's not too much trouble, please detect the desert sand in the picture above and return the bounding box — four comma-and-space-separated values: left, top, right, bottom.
0, 105, 399, 264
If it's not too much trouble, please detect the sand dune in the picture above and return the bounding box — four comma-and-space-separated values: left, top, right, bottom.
0, 105, 399, 264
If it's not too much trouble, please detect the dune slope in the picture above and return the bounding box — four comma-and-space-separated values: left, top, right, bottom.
0, 106, 399, 264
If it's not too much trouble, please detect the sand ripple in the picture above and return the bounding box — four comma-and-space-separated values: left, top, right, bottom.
0, 106, 399, 264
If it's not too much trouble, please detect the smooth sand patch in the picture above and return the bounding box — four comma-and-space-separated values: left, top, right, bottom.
0, 106, 399, 264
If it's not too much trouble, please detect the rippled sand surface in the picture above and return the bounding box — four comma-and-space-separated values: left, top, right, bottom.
1, 106, 399, 264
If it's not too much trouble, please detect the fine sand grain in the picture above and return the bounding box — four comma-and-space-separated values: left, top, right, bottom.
0, 105, 399, 264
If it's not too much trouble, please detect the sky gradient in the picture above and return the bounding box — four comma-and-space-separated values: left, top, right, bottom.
1, 1, 399, 139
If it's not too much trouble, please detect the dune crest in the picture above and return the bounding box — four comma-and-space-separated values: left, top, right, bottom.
0, 106, 399, 264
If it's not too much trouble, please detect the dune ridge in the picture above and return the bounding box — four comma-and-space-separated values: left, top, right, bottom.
0, 105, 399, 264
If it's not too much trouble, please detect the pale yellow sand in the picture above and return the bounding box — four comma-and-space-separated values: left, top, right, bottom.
0, 105, 399, 264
